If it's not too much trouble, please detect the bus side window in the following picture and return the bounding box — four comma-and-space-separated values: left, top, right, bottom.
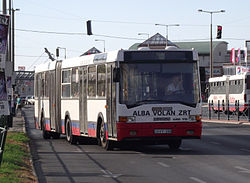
71, 68, 79, 97
97, 64, 106, 97
88, 66, 96, 97
62, 69, 71, 97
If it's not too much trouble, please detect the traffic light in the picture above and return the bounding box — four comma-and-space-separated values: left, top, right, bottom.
56, 48, 59, 57
216, 25, 222, 39
86, 20, 92, 35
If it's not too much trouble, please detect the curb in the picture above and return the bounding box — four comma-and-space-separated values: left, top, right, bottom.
23, 113, 39, 183
202, 119, 250, 125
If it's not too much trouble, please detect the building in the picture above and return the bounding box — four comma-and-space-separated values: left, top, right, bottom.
15, 71, 34, 97
174, 41, 228, 79
81, 47, 101, 56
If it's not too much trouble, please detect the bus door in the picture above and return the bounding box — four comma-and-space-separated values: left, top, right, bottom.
79, 67, 88, 134
106, 64, 117, 138
49, 71, 56, 131
37, 73, 42, 129
55, 61, 62, 133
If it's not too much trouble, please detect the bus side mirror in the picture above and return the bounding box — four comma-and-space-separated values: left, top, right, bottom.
113, 68, 120, 82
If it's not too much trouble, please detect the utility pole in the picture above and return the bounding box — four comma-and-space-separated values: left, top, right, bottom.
2, 0, 7, 14
11, 8, 19, 71
8, 0, 12, 65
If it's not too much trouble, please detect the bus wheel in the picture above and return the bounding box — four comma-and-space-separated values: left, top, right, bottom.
42, 116, 51, 139
99, 121, 113, 150
168, 139, 182, 150
65, 118, 77, 145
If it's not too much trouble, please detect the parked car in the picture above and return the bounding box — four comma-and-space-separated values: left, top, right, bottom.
25, 96, 35, 105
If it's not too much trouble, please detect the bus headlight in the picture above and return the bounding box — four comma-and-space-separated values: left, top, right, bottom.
119, 116, 135, 122
189, 115, 201, 122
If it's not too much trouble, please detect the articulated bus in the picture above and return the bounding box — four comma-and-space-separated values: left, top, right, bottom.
34, 49, 202, 150
208, 66, 250, 112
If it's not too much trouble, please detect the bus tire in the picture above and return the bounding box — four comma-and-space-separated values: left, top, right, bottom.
99, 121, 113, 150
168, 139, 182, 150
41, 115, 51, 139
65, 118, 77, 145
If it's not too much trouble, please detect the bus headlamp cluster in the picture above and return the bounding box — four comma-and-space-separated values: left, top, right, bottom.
119, 116, 136, 122
189, 115, 201, 122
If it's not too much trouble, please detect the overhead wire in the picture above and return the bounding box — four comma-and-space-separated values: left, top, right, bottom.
16, 28, 145, 40
27, 52, 46, 70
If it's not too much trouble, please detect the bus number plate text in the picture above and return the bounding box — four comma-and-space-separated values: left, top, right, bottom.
154, 129, 172, 134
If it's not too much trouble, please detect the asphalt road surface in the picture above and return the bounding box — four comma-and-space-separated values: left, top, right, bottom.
23, 106, 250, 183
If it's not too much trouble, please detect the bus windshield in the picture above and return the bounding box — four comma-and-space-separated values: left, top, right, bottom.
119, 62, 200, 108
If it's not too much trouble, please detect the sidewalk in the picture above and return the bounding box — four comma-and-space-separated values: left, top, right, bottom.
9, 111, 26, 132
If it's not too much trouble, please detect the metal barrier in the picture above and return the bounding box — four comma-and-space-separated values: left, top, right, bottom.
0, 115, 10, 167
207, 100, 250, 122
0, 126, 7, 166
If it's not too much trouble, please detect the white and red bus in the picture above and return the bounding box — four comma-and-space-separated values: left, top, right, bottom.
208, 66, 250, 112
34, 49, 202, 150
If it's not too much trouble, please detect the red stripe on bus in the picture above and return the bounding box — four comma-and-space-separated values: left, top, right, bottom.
45, 123, 50, 131
72, 127, 80, 136
88, 129, 96, 137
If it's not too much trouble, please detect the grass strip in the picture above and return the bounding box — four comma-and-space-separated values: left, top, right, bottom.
0, 132, 37, 183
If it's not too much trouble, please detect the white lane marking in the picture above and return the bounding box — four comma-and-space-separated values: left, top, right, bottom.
101, 169, 122, 178
189, 177, 207, 183
240, 148, 250, 153
157, 162, 170, 168
235, 166, 250, 174
74, 146, 83, 152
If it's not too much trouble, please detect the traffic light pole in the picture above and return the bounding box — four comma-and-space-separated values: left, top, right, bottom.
198, 9, 225, 79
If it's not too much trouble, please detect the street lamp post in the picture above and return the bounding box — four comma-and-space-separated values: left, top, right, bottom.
95, 39, 105, 52
155, 24, 180, 47
138, 33, 150, 48
198, 9, 225, 78
11, 8, 20, 71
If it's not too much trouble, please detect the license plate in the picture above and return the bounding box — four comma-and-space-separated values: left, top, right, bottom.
154, 129, 172, 134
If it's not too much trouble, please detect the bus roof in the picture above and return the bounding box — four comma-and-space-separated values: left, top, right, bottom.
35, 49, 198, 73
34, 60, 57, 73
61, 50, 121, 69
229, 74, 247, 80
209, 75, 228, 82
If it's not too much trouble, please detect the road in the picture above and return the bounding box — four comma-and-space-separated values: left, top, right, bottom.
23, 106, 250, 183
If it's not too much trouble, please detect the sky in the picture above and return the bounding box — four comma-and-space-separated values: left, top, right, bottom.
6, 0, 250, 70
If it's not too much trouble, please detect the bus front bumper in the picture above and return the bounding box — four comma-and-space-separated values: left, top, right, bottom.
116, 121, 202, 142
